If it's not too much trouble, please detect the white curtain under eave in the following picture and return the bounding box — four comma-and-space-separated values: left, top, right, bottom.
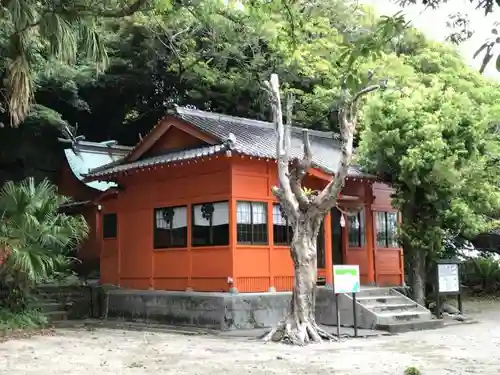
156, 207, 188, 229
193, 202, 229, 226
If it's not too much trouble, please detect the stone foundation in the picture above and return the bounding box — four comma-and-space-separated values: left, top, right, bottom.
102, 287, 370, 330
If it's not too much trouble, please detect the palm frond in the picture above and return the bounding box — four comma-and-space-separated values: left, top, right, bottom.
79, 20, 109, 72
6, 33, 33, 127
0, 178, 89, 283
38, 13, 78, 63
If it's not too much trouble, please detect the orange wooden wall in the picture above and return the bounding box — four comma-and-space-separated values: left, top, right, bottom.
97, 155, 404, 292
371, 182, 404, 286
57, 163, 100, 263
100, 156, 232, 291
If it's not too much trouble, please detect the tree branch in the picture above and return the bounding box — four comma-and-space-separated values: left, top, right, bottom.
290, 129, 313, 210
284, 92, 311, 210
313, 83, 383, 213
265, 74, 299, 218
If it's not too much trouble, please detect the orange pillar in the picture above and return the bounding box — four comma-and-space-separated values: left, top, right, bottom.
229, 197, 238, 292
324, 212, 333, 286
186, 203, 193, 290
267, 202, 275, 291
365, 182, 376, 285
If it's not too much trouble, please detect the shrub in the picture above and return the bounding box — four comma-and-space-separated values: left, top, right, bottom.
404, 367, 422, 375
461, 256, 500, 294
0, 178, 88, 312
0, 308, 48, 331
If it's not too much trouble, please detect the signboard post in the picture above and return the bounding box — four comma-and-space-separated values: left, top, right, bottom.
434, 259, 462, 318
333, 265, 361, 337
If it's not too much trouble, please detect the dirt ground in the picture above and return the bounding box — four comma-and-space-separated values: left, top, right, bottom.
1, 299, 499, 375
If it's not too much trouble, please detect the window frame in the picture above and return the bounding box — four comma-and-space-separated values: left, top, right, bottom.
272, 203, 293, 246
102, 213, 117, 239
191, 200, 230, 247
153, 205, 188, 249
375, 211, 399, 248
347, 209, 366, 248
236, 200, 269, 245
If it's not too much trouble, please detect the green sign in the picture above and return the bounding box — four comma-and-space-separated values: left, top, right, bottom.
333, 265, 360, 294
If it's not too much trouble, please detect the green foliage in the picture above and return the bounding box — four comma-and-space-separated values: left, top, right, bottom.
358, 44, 500, 301
0, 178, 88, 312
0, 0, 149, 127
0, 308, 48, 331
462, 257, 500, 294
403, 367, 422, 375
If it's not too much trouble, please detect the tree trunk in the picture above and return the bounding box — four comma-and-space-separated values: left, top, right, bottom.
410, 247, 426, 306
263, 216, 335, 345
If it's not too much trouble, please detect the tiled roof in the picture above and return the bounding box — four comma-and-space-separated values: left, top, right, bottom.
85, 106, 371, 179
87, 144, 227, 178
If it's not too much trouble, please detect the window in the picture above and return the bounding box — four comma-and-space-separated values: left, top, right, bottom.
237, 201, 268, 244
272, 204, 293, 245
102, 213, 117, 239
348, 210, 366, 247
375, 211, 398, 248
154, 206, 187, 249
192, 201, 229, 246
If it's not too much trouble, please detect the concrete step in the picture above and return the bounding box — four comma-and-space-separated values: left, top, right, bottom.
376, 319, 444, 334
376, 310, 431, 323
32, 302, 65, 313
368, 303, 420, 313
356, 295, 408, 305
45, 311, 69, 322
355, 287, 392, 298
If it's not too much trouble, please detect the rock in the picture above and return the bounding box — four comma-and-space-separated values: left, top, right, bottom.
443, 303, 461, 315
428, 302, 461, 315
454, 314, 469, 322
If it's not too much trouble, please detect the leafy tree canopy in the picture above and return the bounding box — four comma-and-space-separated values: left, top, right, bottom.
357, 41, 500, 302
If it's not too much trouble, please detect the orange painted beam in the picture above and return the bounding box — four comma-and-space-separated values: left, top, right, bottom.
365, 182, 376, 285
324, 212, 333, 286
307, 167, 332, 181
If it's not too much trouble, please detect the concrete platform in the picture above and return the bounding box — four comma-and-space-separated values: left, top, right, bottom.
53, 319, 392, 340
99, 286, 440, 334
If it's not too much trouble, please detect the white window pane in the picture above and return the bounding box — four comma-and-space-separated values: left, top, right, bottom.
237, 201, 252, 224
193, 202, 229, 226
171, 206, 187, 229
273, 204, 286, 225
252, 202, 267, 224
212, 202, 229, 225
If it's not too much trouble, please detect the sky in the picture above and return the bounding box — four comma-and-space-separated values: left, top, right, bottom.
362, 0, 500, 78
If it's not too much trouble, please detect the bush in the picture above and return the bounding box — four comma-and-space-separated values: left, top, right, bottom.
404, 367, 422, 375
0, 178, 88, 312
461, 256, 500, 295
0, 308, 48, 331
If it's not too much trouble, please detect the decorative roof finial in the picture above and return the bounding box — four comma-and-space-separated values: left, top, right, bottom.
224, 132, 237, 157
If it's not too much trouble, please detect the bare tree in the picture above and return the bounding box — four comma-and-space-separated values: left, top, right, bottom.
262, 73, 385, 345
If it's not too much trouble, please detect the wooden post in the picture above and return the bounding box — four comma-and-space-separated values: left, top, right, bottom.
229, 197, 238, 292
187, 203, 193, 290
324, 212, 333, 286
365, 182, 376, 285
267, 201, 275, 291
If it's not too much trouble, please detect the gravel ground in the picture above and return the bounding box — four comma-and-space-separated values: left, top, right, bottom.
0, 300, 499, 375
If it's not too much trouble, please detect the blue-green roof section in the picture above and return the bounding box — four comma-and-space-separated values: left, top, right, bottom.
63, 140, 132, 191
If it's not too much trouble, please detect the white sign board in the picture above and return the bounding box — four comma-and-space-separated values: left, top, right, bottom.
333, 265, 360, 294
437, 263, 460, 293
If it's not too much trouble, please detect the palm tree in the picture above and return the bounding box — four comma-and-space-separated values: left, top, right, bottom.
0, 178, 88, 291
2, 0, 149, 127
